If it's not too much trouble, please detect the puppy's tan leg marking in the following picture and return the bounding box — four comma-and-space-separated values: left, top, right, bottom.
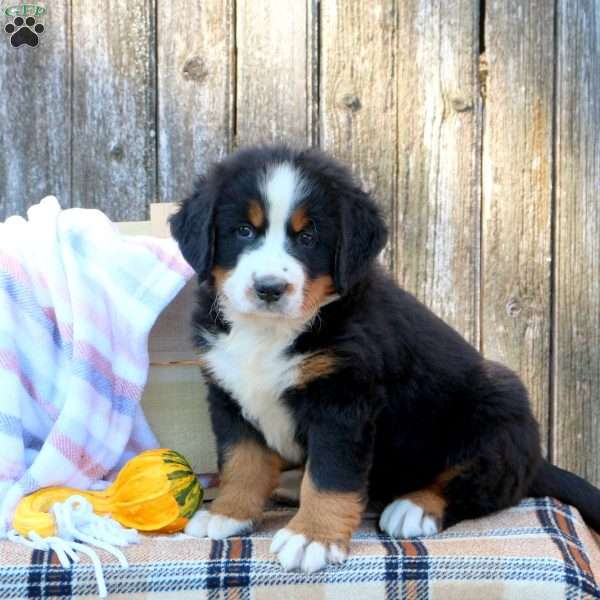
379, 467, 462, 538
270, 468, 364, 572
287, 470, 363, 545
185, 440, 282, 540
211, 440, 283, 521
400, 489, 447, 521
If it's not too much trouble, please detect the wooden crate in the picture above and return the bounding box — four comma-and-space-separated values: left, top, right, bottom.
118, 204, 217, 475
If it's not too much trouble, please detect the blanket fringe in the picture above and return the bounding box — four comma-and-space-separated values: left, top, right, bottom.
9, 495, 139, 598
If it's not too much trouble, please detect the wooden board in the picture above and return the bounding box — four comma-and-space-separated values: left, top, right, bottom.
320, 1, 398, 273
148, 281, 199, 364
71, 0, 156, 221
236, 0, 315, 146
394, 0, 481, 344
0, 3, 71, 218
142, 365, 216, 474
481, 0, 554, 452
553, 0, 600, 483
157, 0, 234, 203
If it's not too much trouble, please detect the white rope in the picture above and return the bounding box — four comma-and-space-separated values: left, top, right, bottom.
9, 495, 139, 598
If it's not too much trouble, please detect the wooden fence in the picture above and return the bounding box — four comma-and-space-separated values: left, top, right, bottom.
1, 1, 599, 484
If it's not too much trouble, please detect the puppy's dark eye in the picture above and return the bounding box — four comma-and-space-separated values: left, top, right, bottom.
236, 224, 255, 240
298, 229, 316, 248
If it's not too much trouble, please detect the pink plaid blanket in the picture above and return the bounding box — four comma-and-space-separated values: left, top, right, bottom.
0, 197, 194, 534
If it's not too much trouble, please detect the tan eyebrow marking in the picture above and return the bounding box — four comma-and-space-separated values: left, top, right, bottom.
248, 199, 265, 228
290, 205, 310, 233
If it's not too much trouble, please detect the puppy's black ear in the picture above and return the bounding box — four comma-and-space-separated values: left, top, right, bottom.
169, 177, 216, 280
335, 187, 388, 293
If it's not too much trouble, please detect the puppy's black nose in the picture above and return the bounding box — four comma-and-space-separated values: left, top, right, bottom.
254, 276, 289, 303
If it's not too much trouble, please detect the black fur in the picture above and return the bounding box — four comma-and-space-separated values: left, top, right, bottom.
169, 176, 217, 280
172, 144, 600, 535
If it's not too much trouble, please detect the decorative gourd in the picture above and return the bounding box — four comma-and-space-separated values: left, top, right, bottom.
13, 449, 202, 538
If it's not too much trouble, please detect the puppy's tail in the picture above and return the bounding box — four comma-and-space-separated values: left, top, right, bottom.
529, 459, 600, 532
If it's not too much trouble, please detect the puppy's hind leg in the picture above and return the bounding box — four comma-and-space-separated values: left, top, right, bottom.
379, 471, 453, 538
381, 361, 542, 538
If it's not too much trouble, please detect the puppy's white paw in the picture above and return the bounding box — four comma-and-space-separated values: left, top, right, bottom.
270, 528, 347, 573
379, 499, 439, 538
185, 509, 253, 540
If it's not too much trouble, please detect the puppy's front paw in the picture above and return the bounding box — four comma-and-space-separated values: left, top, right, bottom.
270, 528, 347, 573
379, 499, 439, 538
185, 509, 253, 539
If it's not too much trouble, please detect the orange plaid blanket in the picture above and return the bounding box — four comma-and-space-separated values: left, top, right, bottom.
1, 498, 599, 599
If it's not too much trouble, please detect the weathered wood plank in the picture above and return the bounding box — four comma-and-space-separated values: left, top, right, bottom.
394, 1, 481, 344
236, 0, 314, 146
553, 1, 600, 483
147, 203, 197, 362
320, 1, 398, 273
157, 1, 234, 203
481, 0, 554, 453
142, 365, 216, 473
0, 3, 70, 218
71, 0, 156, 220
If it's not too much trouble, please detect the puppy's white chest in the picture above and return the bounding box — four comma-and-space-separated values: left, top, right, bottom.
203, 322, 304, 463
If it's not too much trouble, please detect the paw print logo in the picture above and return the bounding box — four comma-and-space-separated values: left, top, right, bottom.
4, 16, 44, 48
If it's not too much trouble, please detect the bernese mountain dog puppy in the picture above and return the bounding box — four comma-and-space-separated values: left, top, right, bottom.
171, 144, 600, 573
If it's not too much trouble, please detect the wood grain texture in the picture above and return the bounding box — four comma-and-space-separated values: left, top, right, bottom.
481, 0, 554, 451
142, 365, 216, 473
71, 0, 156, 220
0, 3, 71, 218
148, 281, 198, 364
320, 1, 398, 272
553, 1, 600, 483
236, 0, 315, 146
147, 203, 198, 362
157, 1, 234, 203
394, 0, 481, 344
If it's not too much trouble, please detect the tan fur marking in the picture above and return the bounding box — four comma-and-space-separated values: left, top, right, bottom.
297, 352, 338, 387
210, 440, 283, 522
401, 489, 447, 520
398, 465, 465, 521
434, 464, 465, 489
286, 469, 364, 549
302, 274, 335, 315
248, 199, 264, 228
290, 206, 310, 233
211, 266, 232, 292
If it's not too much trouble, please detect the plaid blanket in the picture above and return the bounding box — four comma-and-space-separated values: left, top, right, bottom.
0, 197, 193, 533
1, 498, 599, 599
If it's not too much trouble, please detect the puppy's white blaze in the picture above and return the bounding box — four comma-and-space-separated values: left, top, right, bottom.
261, 162, 306, 239
222, 162, 307, 318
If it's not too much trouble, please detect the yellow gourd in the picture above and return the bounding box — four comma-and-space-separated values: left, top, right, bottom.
13, 449, 203, 538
